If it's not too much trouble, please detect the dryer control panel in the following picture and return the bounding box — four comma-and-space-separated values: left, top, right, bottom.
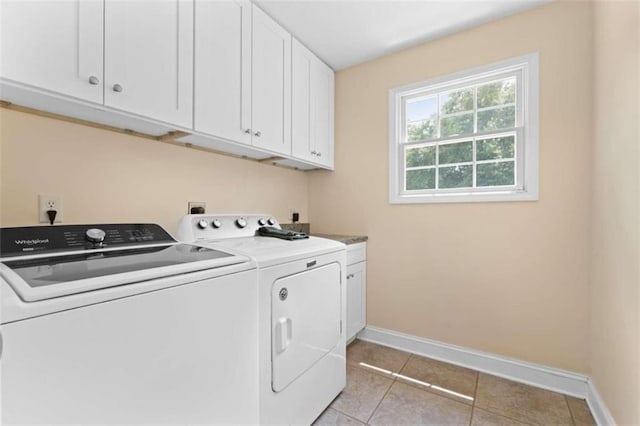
178, 214, 281, 242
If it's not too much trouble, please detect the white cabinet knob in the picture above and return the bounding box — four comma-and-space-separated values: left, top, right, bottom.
88, 76, 100, 85
112, 84, 123, 92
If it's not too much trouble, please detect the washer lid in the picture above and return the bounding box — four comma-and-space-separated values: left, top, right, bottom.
0, 244, 246, 302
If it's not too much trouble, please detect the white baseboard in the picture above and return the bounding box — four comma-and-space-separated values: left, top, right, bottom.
358, 326, 615, 425
586, 378, 617, 426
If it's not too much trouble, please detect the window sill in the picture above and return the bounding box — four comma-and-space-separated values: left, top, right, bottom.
389, 189, 538, 204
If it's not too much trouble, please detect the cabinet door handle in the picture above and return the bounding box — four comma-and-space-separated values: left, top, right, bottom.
244, 128, 252, 134
88, 76, 100, 85
347, 273, 355, 279
317, 152, 322, 157
112, 84, 123, 93
311, 150, 317, 156
254, 131, 261, 137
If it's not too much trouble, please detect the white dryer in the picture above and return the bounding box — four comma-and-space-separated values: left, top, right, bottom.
177, 214, 347, 425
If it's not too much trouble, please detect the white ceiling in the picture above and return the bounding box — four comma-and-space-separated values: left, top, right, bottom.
255, 0, 550, 70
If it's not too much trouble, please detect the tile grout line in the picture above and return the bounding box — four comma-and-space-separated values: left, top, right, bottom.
469, 371, 480, 426
364, 352, 413, 425
331, 407, 368, 425
565, 394, 578, 426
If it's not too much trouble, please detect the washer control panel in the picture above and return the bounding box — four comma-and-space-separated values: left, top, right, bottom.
0, 224, 175, 257
177, 214, 281, 241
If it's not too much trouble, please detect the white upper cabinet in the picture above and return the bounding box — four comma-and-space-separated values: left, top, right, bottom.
193, 3, 291, 156
1, 1, 333, 169
104, 0, 194, 128
0, 0, 104, 104
251, 6, 291, 156
291, 39, 335, 169
194, 0, 251, 144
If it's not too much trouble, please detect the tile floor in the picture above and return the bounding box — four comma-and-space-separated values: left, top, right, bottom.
314, 340, 597, 426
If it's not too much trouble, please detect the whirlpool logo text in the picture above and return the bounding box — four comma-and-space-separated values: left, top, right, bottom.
14, 239, 49, 245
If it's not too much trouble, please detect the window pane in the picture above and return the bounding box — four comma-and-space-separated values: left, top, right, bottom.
440, 88, 473, 114
407, 119, 437, 141
406, 168, 436, 190
406, 96, 437, 121
476, 161, 515, 186
439, 165, 472, 188
477, 106, 515, 132
406, 146, 436, 167
439, 141, 472, 165
476, 136, 515, 161
477, 78, 515, 108
440, 113, 474, 137
406, 97, 437, 141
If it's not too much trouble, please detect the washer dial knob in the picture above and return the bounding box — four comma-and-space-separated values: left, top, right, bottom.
86, 228, 106, 243
235, 217, 248, 228
258, 218, 267, 226
211, 219, 222, 229
267, 217, 276, 226
197, 220, 208, 230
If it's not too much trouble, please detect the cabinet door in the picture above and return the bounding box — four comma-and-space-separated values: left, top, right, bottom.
311, 61, 335, 168
251, 6, 291, 155
0, 0, 103, 103
346, 261, 366, 341
194, 0, 251, 145
104, 0, 193, 128
291, 39, 335, 168
291, 39, 314, 162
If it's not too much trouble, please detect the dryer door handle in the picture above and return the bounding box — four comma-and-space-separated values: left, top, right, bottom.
275, 317, 292, 354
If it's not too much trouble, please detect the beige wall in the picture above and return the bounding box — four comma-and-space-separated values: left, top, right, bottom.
0, 109, 309, 234
590, 1, 640, 424
309, 1, 593, 373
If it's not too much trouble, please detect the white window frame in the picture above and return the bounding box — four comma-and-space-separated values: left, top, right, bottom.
388, 53, 539, 204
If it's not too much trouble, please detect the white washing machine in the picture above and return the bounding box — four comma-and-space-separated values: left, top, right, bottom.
0, 223, 260, 424
177, 214, 347, 425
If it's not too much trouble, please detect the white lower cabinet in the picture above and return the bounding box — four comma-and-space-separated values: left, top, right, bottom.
346, 243, 367, 342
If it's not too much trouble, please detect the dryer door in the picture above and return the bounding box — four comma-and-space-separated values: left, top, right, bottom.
271, 262, 341, 392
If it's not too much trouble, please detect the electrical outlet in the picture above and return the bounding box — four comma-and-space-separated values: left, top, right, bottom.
289, 208, 300, 223
188, 201, 206, 214
39, 194, 63, 223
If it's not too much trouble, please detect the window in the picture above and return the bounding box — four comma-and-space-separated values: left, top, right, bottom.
389, 53, 539, 204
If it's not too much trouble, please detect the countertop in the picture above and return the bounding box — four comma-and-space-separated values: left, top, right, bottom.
280, 224, 367, 245
312, 234, 368, 245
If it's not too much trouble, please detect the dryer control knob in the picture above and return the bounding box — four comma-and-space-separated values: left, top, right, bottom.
267, 217, 276, 226
258, 218, 267, 226
211, 219, 222, 229
235, 217, 247, 228
86, 228, 106, 243
197, 220, 208, 230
